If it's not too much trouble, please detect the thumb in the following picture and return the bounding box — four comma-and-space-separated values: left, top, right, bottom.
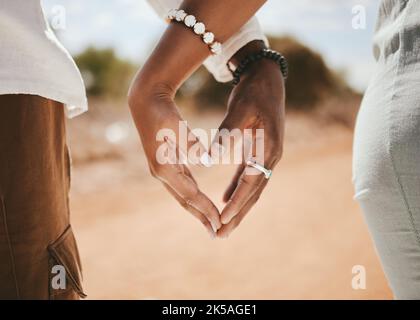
167, 120, 212, 168
209, 112, 248, 165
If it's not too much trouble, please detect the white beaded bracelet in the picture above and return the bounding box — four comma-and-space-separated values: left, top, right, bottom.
166, 9, 222, 56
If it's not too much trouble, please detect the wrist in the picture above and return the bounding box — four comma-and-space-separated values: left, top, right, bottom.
229, 40, 267, 68
128, 75, 175, 111
241, 58, 280, 78
230, 46, 288, 85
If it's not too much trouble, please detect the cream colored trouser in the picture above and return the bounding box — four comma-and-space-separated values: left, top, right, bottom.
353, 0, 420, 299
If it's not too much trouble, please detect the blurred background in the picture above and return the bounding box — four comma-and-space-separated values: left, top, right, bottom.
41, 0, 392, 299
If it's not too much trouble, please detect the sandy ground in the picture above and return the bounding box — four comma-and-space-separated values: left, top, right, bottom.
68, 112, 392, 300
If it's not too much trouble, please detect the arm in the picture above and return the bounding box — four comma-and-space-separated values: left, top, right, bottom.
146, 0, 269, 82
131, 0, 267, 94
128, 0, 267, 237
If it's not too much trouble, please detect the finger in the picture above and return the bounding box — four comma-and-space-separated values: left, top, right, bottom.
212, 114, 246, 145
162, 182, 216, 238
178, 121, 212, 167
157, 117, 211, 167
162, 164, 222, 231
222, 164, 245, 203
217, 183, 266, 238
209, 112, 249, 164
220, 169, 268, 225
220, 116, 280, 223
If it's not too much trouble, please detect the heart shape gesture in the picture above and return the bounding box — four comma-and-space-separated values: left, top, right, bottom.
129, 56, 285, 239
128, 13, 285, 239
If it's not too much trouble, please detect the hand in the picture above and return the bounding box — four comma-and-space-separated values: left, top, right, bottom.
214, 56, 286, 238
126, 0, 268, 238
128, 82, 222, 238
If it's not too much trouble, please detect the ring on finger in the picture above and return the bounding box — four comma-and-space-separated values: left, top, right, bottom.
246, 159, 272, 179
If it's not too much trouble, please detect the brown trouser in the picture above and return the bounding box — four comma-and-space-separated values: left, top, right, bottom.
0, 95, 86, 300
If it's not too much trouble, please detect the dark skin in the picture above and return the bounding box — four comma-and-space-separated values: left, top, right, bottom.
215, 41, 285, 238
128, 0, 285, 238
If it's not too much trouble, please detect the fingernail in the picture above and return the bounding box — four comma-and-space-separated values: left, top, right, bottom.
200, 153, 213, 168
211, 222, 218, 233
221, 216, 231, 225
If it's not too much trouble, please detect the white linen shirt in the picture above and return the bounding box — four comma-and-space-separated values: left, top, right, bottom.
0, 0, 266, 118
146, 0, 268, 82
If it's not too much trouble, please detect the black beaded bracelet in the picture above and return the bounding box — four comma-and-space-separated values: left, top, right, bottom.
230, 48, 288, 85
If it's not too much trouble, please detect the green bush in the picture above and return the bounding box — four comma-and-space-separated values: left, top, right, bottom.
74, 37, 358, 114
179, 36, 357, 111
74, 47, 137, 99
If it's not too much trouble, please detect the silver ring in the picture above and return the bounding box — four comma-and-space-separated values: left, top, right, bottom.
246, 159, 272, 179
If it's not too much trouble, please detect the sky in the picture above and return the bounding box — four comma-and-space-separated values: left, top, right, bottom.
41, 0, 381, 91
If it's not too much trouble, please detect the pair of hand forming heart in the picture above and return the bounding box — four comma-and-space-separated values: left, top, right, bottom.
128, 37, 285, 239
128, 61, 285, 238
